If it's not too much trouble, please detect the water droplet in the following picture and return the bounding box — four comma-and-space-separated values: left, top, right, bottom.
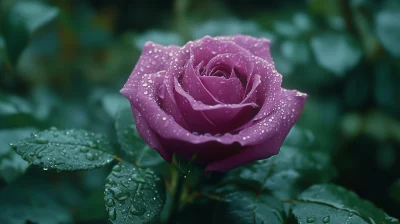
130, 206, 145, 216
108, 207, 117, 221
113, 164, 122, 172
43, 167, 48, 171
79, 147, 88, 153
349, 212, 354, 217
121, 181, 130, 188
132, 174, 146, 183
35, 138, 49, 144
86, 152, 95, 161
110, 187, 130, 201
106, 198, 115, 207
53, 132, 59, 137
9, 143, 17, 150
162, 117, 167, 121
307, 217, 316, 223
36, 152, 43, 159
323, 216, 330, 223
107, 178, 116, 185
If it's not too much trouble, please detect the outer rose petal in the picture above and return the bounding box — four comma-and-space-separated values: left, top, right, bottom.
121, 42, 179, 97
205, 89, 307, 172
131, 105, 172, 162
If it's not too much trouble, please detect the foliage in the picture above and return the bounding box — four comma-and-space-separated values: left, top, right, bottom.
0, 0, 399, 223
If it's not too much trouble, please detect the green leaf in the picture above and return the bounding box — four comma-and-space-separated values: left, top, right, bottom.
291, 184, 399, 224
115, 106, 164, 167
389, 179, 400, 204
0, 179, 73, 224
283, 125, 314, 149
376, 10, 400, 57
13, 127, 115, 171
311, 33, 362, 76
76, 188, 107, 222
1, 0, 59, 65
104, 162, 165, 223
0, 128, 37, 183
102, 93, 129, 118
281, 40, 310, 64
213, 191, 284, 224
0, 93, 39, 129
374, 64, 400, 115
0, 36, 5, 68
220, 146, 336, 200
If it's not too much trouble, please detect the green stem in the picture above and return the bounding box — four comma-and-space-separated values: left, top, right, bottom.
174, 0, 190, 41
167, 172, 186, 224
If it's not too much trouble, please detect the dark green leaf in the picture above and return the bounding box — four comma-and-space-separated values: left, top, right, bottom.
0, 35, 5, 68
291, 184, 399, 224
104, 162, 165, 223
0, 179, 73, 224
0, 128, 37, 183
13, 128, 115, 171
2, 1, 59, 65
374, 64, 400, 115
213, 191, 284, 224
376, 10, 400, 57
311, 33, 362, 76
389, 179, 400, 204
0, 93, 40, 129
283, 125, 314, 149
102, 93, 129, 118
76, 188, 107, 222
220, 146, 335, 200
115, 106, 164, 167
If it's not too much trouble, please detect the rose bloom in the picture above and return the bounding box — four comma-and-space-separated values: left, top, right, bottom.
121, 35, 307, 172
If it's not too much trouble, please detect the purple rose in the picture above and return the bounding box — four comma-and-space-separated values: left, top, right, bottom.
121, 35, 307, 172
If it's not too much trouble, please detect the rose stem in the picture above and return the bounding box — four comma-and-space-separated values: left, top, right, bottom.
167, 171, 185, 224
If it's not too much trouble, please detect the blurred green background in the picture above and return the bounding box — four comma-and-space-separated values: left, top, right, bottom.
0, 0, 399, 223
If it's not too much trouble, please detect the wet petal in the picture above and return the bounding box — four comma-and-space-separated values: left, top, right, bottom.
204, 53, 253, 80
216, 35, 273, 62
181, 60, 221, 105
131, 106, 172, 162
190, 36, 252, 67
174, 78, 259, 134
121, 42, 179, 97
206, 89, 307, 172
200, 76, 245, 104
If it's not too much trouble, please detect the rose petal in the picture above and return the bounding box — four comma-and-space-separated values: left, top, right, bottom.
158, 82, 189, 129
216, 35, 273, 63
181, 60, 221, 105
189, 36, 252, 67
205, 89, 307, 172
174, 78, 259, 134
204, 53, 253, 80
251, 56, 283, 122
121, 41, 179, 97
199, 76, 245, 104
131, 105, 172, 162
